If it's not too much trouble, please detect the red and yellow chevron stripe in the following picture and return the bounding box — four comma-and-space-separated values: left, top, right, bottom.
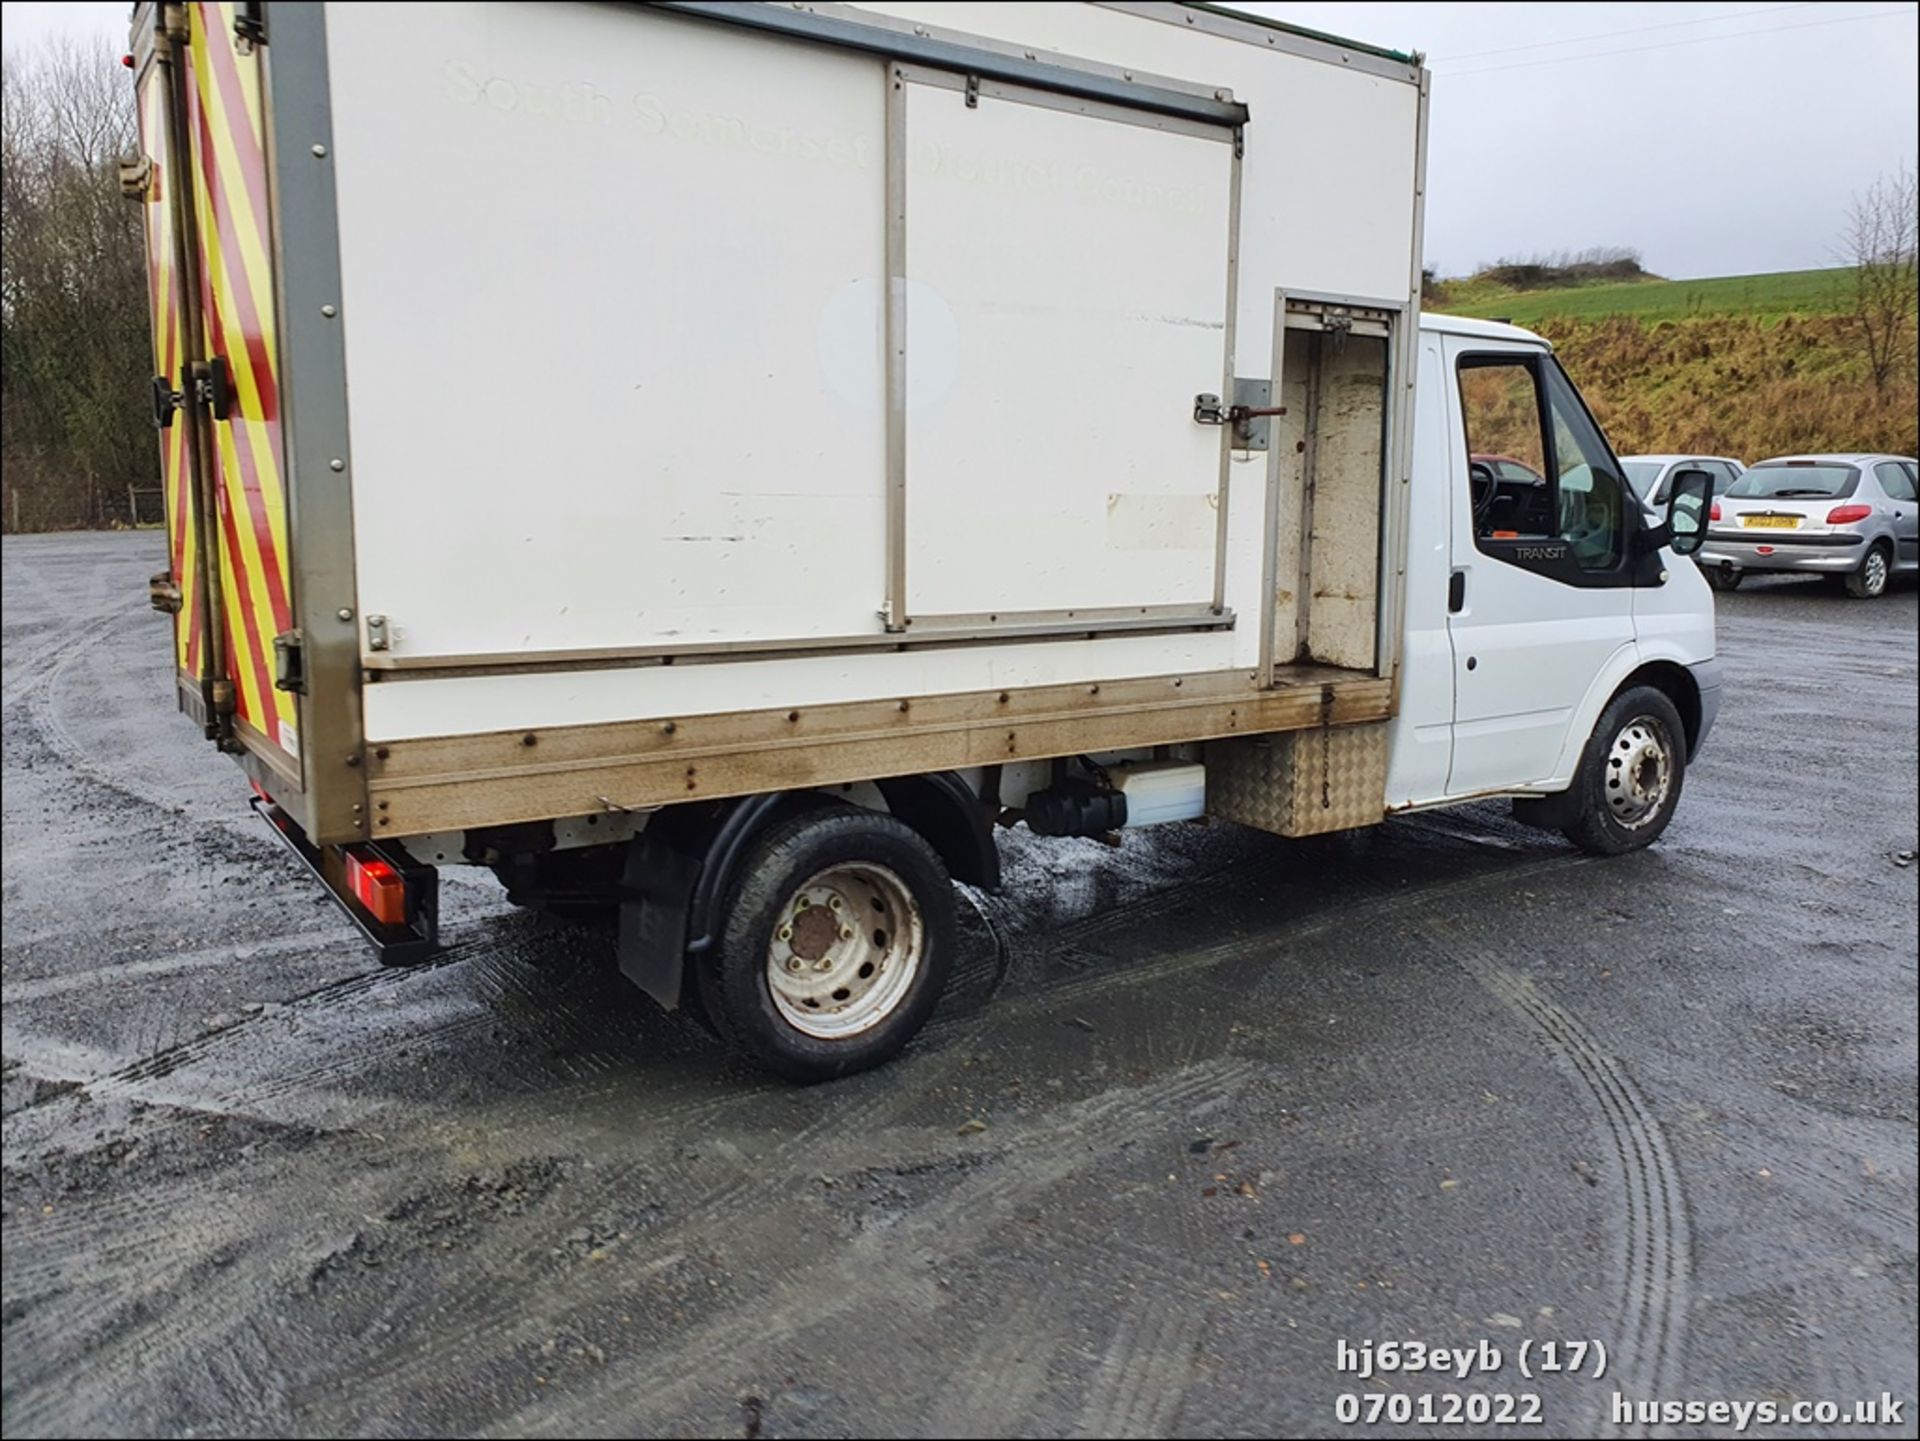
185, 1, 297, 759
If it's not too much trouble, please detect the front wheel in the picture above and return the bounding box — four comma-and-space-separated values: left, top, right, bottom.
1843, 542, 1892, 599
1704, 563, 1743, 592
1559, 685, 1688, 856
697, 807, 954, 1082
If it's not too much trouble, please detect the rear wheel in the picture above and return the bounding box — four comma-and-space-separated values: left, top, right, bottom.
1843, 542, 1891, 599
1704, 563, 1743, 592
1560, 685, 1687, 857
697, 808, 954, 1081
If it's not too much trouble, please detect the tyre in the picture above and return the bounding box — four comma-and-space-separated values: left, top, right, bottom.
1559, 685, 1688, 857
1704, 564, 1743, 592
696, 808, 954, 1081
1843, 542, 1892, 599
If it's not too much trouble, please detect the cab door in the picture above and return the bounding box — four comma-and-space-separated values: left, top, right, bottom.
1443, 340, 1640, 795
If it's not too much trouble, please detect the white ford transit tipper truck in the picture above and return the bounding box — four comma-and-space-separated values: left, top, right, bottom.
129, 1, 1718, 1079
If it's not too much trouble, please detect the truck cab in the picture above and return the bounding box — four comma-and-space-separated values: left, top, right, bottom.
1389, 316, 1720, 815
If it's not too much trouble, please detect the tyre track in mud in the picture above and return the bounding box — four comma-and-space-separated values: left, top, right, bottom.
494, 1059, 1259, 1439
1070, 1291, 1209, 1440
1443, 934, 1693, 1438
13, 614, 254, 836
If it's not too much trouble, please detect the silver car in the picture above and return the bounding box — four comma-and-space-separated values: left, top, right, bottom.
1697, 454, 1919, 598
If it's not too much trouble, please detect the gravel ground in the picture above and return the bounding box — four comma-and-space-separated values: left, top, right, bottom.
2, 530, 1915, 1439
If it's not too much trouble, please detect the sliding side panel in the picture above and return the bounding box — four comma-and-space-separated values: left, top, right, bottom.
899, 74, 1236, 625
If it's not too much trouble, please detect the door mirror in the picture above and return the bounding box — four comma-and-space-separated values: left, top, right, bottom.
1666, 467, 1712, 556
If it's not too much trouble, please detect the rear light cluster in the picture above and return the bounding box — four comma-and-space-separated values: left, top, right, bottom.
344, 849, 408, 925
1826, 504, 1872, 525
1709, 502, 1721, 522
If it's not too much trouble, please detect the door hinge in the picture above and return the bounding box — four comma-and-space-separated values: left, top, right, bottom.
119, 151, 154, 199
365, 614, 390, 652
233, 1, 266, 51
964, 73, 980, 108
273, 629, 307, 693
149, 569, 183, 615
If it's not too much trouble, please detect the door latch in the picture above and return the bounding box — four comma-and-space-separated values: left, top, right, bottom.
1193, 380, 1288, 450
191, 356, 233, 421
273, 629, 306, 693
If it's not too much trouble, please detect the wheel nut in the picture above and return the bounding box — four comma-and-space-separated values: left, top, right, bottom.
814, 958, 832, 972
828, 895, 842, 911
796, 897, 809, 910
840, 927, 854, 941
778, 926, 792, 941
786, 957, 804, 973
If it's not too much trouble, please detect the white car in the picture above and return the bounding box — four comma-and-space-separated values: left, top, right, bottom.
1622, 455, 1745, 521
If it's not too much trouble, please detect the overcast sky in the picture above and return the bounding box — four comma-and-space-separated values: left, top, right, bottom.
5, 0, 1916, 278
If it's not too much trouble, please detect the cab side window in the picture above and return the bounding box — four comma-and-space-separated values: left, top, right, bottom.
1457, 354, 1632, 579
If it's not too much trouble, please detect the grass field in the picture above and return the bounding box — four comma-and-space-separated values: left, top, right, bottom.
1426, 261, 1913, 459
1438, 266, 1853, 326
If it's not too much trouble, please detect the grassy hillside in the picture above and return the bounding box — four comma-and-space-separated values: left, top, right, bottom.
1429, 267, 1914, 459
1440, 267, 1853, 327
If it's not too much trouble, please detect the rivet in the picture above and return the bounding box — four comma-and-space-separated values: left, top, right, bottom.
662, 720, 677, 735
320, 304, 337, 318
375, 746, 390, 760
336, 607, 353, 622
344, 753, 360, 768
521, 733, 537, 747
896, 699, 909, 713
377, 800, 388, 811
329, 458, 344, 471
311, 143, 327, 158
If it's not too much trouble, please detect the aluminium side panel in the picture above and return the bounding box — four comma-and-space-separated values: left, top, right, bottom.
323, 1, 1421, 754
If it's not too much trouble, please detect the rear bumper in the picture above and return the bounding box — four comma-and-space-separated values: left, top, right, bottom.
251, 797, 440, 963
1698, 531, 1865, 574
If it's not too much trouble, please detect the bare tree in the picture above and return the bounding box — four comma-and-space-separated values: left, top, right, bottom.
0, 38, 151, 532
1842, 165, 1919, 395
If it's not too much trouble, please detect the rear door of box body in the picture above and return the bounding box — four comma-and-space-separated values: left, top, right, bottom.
136, 2, 300, 774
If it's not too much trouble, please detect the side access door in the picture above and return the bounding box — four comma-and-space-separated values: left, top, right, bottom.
1441, 339, 1641, 795
132, 1, 300, 778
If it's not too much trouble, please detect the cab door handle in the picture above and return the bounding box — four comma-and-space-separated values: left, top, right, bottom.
1448, 570, 1467, 613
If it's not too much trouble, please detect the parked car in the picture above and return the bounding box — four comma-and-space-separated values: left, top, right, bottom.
1696, 454, 1919, 598
1622, 455, 1744, 521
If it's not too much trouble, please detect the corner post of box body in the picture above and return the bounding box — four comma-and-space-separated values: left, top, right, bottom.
260, 1, 371, 843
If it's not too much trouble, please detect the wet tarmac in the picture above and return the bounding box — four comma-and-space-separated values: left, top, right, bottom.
3, 530, 1915, 1438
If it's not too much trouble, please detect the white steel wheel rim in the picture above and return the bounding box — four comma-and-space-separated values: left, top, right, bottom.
765, 862, 924, 1040
1864, 551, 1888, 595
1606, 714, 1673, 829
